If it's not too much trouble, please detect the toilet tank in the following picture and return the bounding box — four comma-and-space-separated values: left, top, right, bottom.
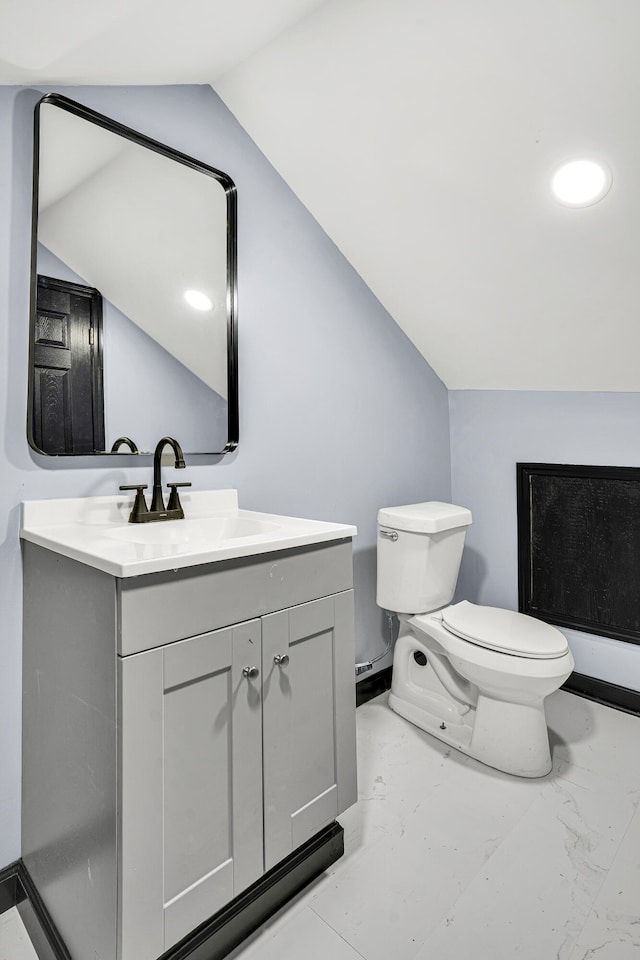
376, 502, 472, 614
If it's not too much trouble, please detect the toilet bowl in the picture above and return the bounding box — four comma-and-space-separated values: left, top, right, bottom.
377, 502, 574, 778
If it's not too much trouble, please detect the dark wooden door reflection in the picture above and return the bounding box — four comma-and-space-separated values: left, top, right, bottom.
32, 275, 105, 454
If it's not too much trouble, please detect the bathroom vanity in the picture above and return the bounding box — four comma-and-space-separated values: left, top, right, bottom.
21, 491, 357, 960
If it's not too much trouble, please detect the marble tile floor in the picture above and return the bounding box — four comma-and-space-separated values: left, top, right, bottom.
228, 690, 640, 960
1, 690, 638, 959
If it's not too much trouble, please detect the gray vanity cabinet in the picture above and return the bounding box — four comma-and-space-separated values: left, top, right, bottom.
121, 592, 355, 958
22, 539, 356, 960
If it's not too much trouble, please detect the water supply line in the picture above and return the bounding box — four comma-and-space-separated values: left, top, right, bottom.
355, 610, 395, 677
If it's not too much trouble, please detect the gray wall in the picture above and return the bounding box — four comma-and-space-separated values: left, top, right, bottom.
0, 83, 451, 866
450, 390, 640, 690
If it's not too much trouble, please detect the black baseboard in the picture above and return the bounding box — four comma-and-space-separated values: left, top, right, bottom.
0, 860, 71, 960
562, 671, 640, 716
356, 665, 392, 706
0, 862, 19, 917
161, 822, 343, 960
355, 664, 640, 718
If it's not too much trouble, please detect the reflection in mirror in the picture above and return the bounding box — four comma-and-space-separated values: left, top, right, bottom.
29, 94, 238, 456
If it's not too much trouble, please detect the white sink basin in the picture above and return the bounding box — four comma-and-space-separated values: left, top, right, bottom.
105, 515, 279, 546
20, 490, 357, 577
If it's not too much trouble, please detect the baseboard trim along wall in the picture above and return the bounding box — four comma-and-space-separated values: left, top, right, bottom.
355, 666, 393, 707
356, 667, 640, 717
562, 671, 640, 717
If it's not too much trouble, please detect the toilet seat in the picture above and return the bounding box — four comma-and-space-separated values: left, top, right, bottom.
441, 601, 568, 660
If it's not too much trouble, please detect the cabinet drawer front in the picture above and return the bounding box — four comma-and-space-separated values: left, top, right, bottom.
118, 540, 352, 656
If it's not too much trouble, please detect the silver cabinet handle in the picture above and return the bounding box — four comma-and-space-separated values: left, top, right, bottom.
242, 666, 259, 679
379, 529, 398, 542
273, 654, 290, 667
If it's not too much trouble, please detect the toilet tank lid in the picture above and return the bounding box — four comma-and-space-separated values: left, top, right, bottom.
378, 502, 472, 534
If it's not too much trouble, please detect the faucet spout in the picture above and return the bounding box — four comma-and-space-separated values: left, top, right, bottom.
151, 437, 186, 512
110, 436, 139, 454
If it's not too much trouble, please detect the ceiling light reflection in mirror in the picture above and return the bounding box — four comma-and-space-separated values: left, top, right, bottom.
185, 289, 214, 311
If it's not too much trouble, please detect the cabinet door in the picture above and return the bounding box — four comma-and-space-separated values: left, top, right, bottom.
262, 591, 357, 871
118, 621, 264, 960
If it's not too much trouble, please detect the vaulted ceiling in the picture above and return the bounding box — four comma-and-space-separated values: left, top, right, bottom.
4, 0, 640, 389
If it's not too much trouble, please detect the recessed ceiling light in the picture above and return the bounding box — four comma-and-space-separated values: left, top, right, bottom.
551, 159, 612, 207
184, 289, 213, 311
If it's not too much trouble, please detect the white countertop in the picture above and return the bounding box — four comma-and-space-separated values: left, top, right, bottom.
20, 490, 357, 578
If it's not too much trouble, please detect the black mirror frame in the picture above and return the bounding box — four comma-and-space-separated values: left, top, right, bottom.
28, 92, 238, 457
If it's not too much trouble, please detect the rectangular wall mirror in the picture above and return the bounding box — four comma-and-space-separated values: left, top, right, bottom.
28, 93, 238, 456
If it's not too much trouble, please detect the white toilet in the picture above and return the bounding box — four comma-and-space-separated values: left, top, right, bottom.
377, 501, 574, 778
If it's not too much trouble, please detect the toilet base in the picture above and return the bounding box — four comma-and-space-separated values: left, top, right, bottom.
388, 623, 556, 778
388, 689, 552, 778
388, 690, 473, 752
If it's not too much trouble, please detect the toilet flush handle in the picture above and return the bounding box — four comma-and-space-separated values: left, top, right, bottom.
380, 529, 398, 542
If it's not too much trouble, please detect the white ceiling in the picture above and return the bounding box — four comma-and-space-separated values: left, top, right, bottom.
4, 0, 640, 390
0, 0, 327, 83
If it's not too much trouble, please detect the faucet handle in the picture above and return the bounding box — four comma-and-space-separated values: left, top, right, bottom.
167, 481, 191, 513
119, 484, 149, 523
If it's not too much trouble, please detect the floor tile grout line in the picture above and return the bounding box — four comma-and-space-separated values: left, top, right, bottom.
553, 749, 640, 796
307, 906, 368, 960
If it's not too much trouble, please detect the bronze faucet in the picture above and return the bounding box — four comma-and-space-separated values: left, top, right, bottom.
110, 436, 139, 453
119, 436, 191, 523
